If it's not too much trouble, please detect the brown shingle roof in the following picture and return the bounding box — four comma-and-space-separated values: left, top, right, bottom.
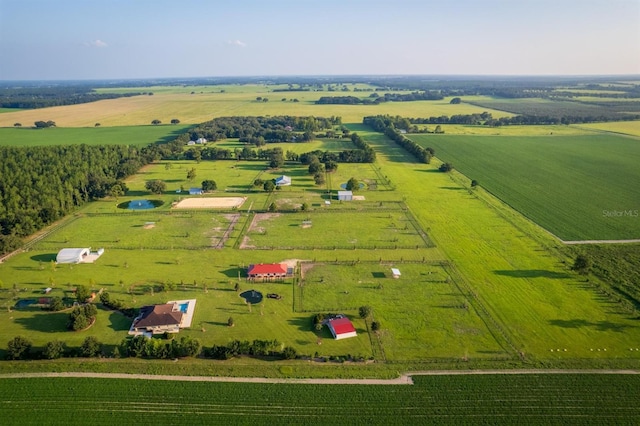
134, 304, 183, 328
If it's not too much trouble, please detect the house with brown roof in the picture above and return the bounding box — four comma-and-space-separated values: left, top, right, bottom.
128, 299, 197, 336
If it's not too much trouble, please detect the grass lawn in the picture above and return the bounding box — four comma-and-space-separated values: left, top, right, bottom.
0, 125, 191, 147
414, 134, 640, 240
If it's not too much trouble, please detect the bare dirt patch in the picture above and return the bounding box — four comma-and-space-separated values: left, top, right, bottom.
248, 213, 280, 231
212, 214, 240, 249
173, 197, 246, 209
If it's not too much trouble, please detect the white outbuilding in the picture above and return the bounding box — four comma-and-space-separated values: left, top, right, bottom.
56, 248, 90, 264
337, 190, 353, 201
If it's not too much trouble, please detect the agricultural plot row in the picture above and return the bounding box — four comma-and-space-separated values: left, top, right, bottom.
1, 375, 640, 425
415, 134, 640, 241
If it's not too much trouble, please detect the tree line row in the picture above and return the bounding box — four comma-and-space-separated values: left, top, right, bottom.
363, 116, 434, 164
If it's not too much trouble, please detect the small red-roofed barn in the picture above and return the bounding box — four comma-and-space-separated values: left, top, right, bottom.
327, 316, 357, 340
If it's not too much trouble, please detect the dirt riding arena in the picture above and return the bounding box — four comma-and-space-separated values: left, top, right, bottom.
173, 197, 247, 209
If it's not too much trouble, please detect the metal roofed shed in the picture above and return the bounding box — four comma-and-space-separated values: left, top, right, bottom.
391, 268, 401, 278
56, 248, 90, 264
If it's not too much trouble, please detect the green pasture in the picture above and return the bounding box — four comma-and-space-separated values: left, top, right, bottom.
0, 108, 21, 114
0, 125, 191, 147
243, 210, 427, 250
2, 375, 640, 425
361, 128, 640, 362
300, 262, 506, 360
414, 134, 640, 240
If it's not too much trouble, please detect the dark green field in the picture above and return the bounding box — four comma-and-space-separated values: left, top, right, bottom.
0, 125, 191, 147
1, 375, 639, 425
417, 134, 640, 241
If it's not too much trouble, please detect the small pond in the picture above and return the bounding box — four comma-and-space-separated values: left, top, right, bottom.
117, 199, 164, 210
240, 290, 263, 305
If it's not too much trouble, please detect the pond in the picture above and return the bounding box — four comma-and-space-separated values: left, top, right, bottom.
117, 199, 164, 210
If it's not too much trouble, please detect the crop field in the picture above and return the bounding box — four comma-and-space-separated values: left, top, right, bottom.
299, 262, 506, 360
0, 125, 191, 147
464, 95, 635, 119
0, 88, 511, 128
413, 134, 640, 241
576, 120, 640, 137
1, 375, 640, 425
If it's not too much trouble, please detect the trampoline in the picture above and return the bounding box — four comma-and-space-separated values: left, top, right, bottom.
240, 290, 263, 304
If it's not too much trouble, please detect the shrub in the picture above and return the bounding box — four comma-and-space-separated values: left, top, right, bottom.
43, 340, 65, 359
6, 336, 32, 360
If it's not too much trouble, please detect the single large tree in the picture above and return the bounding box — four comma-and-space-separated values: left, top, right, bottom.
346, 177, 360, 191
145, 179, 166, 194
202, 180, 217, 192
187, 167, 197, 181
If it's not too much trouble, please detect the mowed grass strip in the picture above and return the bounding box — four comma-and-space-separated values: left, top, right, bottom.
415, 134, 640, 240
1, 375, 640, 425
0, 125, 191, 147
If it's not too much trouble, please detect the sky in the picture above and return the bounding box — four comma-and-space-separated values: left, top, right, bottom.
0, 0, 639, 80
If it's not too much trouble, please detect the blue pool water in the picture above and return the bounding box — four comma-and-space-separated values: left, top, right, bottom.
178, 303, 189, 313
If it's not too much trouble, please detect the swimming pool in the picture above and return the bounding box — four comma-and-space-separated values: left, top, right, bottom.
178, 302, 189, 313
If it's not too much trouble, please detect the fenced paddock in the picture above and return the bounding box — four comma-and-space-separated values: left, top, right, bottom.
240, 209, 431, 250
296, 261, 507, 361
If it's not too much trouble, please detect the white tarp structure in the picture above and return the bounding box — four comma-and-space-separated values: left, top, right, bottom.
275, 175, 291, 186
56, 248, 90, 264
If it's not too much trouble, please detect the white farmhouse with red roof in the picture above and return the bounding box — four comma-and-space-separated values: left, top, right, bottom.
247, 263, 288, 281
326, 316, 357, 340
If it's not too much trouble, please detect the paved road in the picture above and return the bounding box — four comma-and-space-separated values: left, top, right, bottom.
1, 369, 639, 385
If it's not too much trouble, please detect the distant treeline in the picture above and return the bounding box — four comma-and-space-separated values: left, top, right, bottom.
363, 115, 433, 164
316, 91, 443, 105
0, 87, 142, 109
0, 144, 157, 254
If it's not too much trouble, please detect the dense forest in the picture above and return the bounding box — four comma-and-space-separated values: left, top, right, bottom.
0, 145, 157, 254
0, 87, 142, 109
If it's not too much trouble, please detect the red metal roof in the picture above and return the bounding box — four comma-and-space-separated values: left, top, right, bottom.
329, 317, 356, 335
248, 263, 287, 275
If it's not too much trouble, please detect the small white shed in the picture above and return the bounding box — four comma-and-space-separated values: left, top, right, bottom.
391, 268, 401, 279
337, 190, 353, 201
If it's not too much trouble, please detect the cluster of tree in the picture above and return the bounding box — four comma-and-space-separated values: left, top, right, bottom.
68, 304, 97, 331
0, 145, 153, 255
204, 339, 296, 360
99, 292, 135, 317
119, 335, 202, 359
0, 87, 142, 109
169, 116, 340, 146
363, 116, 434, 163
34, 120, 56, 128
5, 335, 103, 360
